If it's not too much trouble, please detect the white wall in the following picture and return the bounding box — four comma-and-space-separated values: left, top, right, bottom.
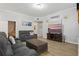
0, 9, 35, 38
42, 7, 79, 44
0, 21, 8, 36
0, 7, 78, 44
16, 19, 35, 38
0, 10, 8, 36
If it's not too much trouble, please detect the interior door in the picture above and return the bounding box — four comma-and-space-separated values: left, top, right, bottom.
8, 21, 16, 38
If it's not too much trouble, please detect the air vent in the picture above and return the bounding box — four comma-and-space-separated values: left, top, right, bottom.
50, 15, 60, 19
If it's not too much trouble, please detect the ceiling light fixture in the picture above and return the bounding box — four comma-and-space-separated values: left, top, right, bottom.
33, 3, 44, 9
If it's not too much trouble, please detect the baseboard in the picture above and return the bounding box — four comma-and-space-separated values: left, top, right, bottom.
43, 37, 78, 44
65, 40, 78, 45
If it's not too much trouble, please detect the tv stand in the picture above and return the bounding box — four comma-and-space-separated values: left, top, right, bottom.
47, 33, 62, 42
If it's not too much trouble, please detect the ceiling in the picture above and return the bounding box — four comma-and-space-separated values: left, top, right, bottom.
0, 3, 76, 17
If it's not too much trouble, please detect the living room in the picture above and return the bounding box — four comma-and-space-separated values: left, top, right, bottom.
0, 3, 79, 56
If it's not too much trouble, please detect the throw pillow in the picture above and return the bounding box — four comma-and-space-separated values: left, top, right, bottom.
30, 32, 34, 35
9, 36, 16, 45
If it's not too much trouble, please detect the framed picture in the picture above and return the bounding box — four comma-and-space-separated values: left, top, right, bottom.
22, 21, 32, 26
28, 22, 32, 26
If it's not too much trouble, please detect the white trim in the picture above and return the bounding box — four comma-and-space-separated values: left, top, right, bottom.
65, 39, 78, 44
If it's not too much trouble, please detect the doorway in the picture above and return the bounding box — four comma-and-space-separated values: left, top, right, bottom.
8, 21, 16, 38
37, 21, 43, 38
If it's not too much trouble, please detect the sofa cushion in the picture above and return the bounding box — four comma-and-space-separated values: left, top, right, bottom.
11, 43, 38, 56
12, 44, 38, 56
0, 35, 13, 56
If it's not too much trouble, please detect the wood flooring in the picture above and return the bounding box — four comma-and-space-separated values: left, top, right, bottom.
38, 38, 78, 56
22, 38, 78, 56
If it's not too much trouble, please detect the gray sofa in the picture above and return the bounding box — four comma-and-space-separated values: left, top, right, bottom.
19, 31, 33, 41
0, 32, 38, 56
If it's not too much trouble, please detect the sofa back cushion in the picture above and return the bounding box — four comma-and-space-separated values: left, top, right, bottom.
19, 31, 33, 41
0, 32, 7, 38
0, 32, 13, 56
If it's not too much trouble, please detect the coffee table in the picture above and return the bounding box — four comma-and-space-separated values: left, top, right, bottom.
26, 39, 48, 54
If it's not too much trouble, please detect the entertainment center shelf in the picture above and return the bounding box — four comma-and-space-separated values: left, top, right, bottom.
47, 33, 62, 42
